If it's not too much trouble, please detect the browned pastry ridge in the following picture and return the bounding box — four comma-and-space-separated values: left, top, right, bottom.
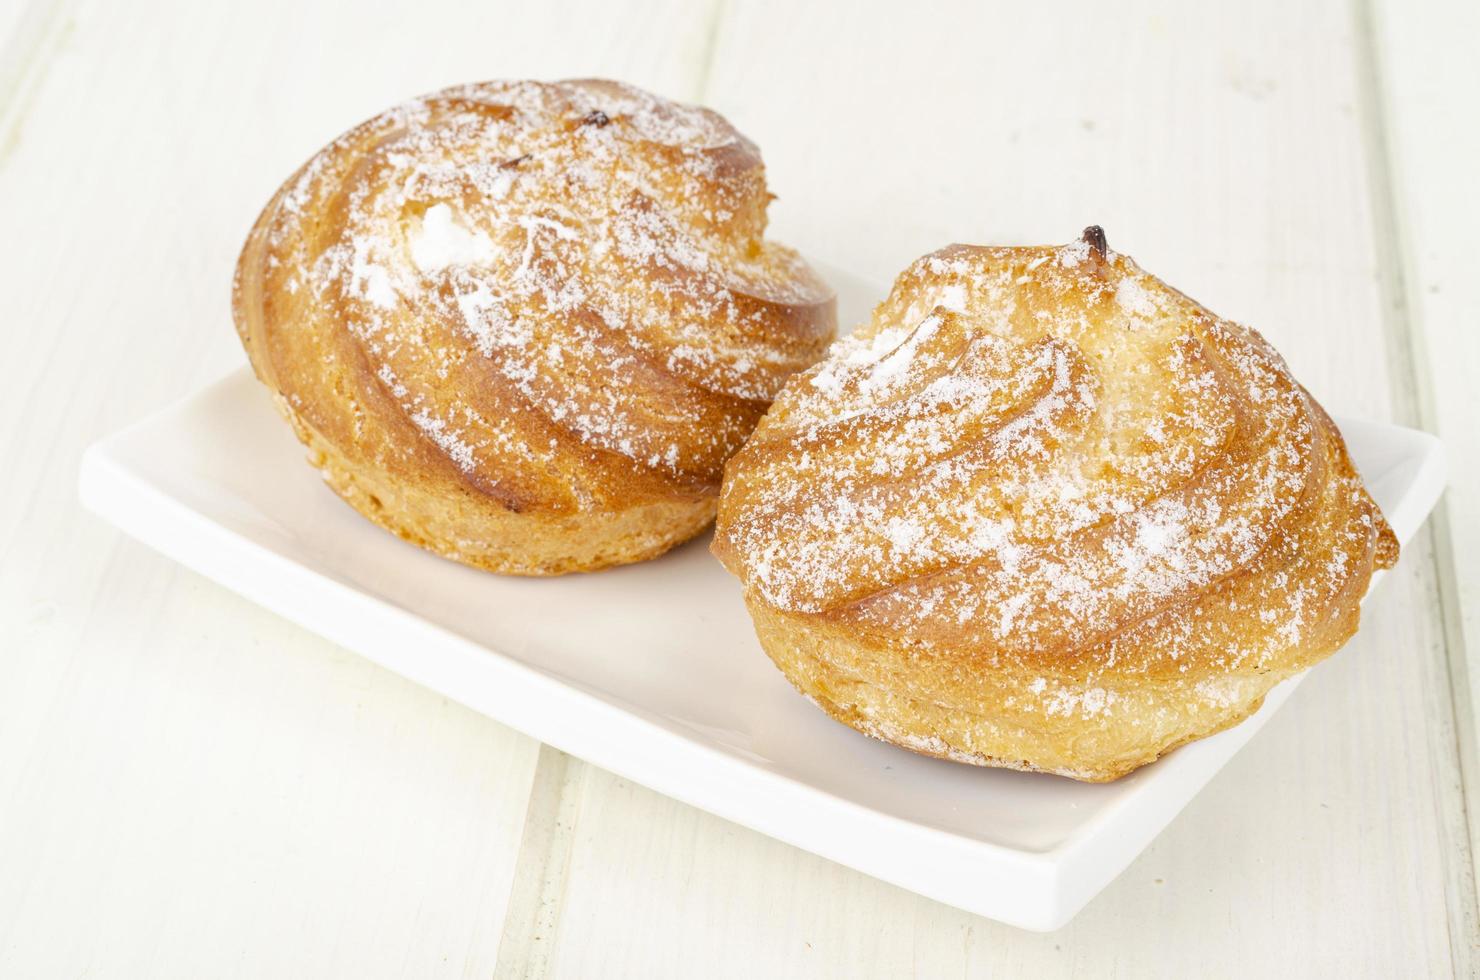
713, 229, 1397, 781
234, 79, 836, 575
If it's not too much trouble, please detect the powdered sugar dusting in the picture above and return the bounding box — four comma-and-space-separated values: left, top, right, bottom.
715, 239, 1397, 724
264, 79, 834, 501
409, 203, 495, 272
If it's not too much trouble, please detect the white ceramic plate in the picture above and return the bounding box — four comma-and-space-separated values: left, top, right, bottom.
77, 269, 1446, 930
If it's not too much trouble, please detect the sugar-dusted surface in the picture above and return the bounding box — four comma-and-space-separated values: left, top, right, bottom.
715, 236, 1397, 778
238, 79, 834, 513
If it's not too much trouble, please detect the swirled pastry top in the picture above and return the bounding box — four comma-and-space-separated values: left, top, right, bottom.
234, 79, 835, 512
713, 235, 1397, 679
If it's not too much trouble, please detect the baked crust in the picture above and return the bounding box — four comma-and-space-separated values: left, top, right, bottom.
713, 230, 1397, 781
233, 79, 835, 575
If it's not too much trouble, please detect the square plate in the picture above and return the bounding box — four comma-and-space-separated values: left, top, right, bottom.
78, 268, 1446, 930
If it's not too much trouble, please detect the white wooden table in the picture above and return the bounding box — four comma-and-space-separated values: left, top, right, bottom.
2, 0, 1476, 975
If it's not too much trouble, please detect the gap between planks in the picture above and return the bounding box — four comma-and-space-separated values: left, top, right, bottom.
1351, 0, 1479, 972
0, 0, 73, 165
494, 745, 586, 980
690, 0, 729, 105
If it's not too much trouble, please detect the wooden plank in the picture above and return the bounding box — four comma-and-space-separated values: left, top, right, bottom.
0, 0, 718, 976
532, 0, 1470, 973
1366, 0, 1480, 963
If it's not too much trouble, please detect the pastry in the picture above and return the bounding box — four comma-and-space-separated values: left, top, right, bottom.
233, 79, 835, 575
712, 228, 1397, 781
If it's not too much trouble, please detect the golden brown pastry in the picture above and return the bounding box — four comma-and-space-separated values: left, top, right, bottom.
713, 228, 1397, 781
233, 79, 835, 575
